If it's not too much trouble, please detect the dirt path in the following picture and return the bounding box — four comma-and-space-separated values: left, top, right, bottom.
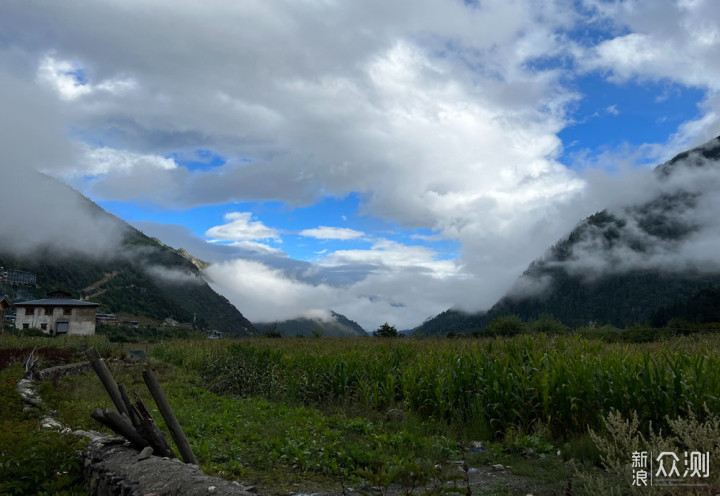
255, 462, 571, 496
82, 271, 118, 298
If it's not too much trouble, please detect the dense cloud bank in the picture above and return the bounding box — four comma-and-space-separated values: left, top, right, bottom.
3, 1, 720, 328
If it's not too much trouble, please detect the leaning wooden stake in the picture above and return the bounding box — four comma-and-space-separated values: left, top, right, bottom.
132, 391, 176, 458
85, 348, 129, 417
143, 368, 197, 464
117, 383, 140, 427
91, 408, 149, 449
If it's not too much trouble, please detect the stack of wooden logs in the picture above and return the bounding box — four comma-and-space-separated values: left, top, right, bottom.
85, 347, 197, 464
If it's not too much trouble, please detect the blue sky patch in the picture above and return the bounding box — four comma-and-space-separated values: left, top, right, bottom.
559, 75, 706, 167
166, 149, 227, 172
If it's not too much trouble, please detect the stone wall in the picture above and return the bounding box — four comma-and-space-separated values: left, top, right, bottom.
34, 361, 91, 380
84, 441, 255, 496
18, 361, 258, 496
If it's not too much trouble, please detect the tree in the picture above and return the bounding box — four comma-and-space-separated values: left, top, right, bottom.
373, 322, 398, 338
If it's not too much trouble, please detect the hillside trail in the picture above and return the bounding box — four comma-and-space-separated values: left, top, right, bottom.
82, 271, 118, 298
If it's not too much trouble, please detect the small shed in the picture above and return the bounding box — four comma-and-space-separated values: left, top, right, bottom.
14, 293, 100, 336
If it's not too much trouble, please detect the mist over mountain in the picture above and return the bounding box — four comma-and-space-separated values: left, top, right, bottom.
415, 135, 720, 335
0, 171, 257, 336
254, 310, 367, 338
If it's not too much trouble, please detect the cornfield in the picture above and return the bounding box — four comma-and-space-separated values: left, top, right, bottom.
153, 334, 720, 439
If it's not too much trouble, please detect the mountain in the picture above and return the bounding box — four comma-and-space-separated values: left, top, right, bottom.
414, 135, 720, 335
651, 285, 720, 327
0, 172, 257, 336
254, 311, 367, 337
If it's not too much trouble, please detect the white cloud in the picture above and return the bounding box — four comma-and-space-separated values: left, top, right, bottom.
204, 259, 338, 324
80, 146, 177, 175
224, 240, 285, 255
205, 212, 280, 243
4, 0, 720, 328
145, 265, 202, 285
319, 239, 461, 279
37, 55, 136, 101
299, 226, 365, 240
204, 252, 473, 330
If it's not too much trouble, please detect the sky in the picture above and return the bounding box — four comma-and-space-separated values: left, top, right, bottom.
2, 0, 720, 331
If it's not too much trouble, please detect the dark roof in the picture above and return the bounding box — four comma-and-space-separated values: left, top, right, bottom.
47, 290, 73, 298
14, 298, 99, 307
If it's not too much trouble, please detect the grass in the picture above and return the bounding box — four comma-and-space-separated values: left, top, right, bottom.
0, 363, 88, 495
5, 332, 720, 495
154, 334, 720, 439
38, 362, 464, 491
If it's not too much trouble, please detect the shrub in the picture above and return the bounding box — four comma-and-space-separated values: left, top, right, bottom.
527, 314, 569, 334
577, 408, 720, 495
373, 323, 398, 338
486, 315, 526, 335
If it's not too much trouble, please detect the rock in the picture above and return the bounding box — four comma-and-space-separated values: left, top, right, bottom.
41, 417, 64, 430
491, 464, 506, 471
129, 349, 147, 361
467, 441, 485, 453
137, 446, 153, 461
384, 408, 404, 423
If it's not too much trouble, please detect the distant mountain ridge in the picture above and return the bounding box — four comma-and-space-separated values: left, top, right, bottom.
414, 135, 720, 335
0, 172, 257, 336
255, 311, 367, 337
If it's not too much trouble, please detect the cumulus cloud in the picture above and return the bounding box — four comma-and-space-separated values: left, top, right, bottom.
203, 259, 337, 324
204, 255, 473, 330
4, 0, 720, 328
205, 212, 281, 243
319, 239, 460, 279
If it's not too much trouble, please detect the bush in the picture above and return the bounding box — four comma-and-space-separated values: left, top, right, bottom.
6, 327, 46, 338
373, 323, 399, 338
486, 315, 526, 335
527, 314, 569, 334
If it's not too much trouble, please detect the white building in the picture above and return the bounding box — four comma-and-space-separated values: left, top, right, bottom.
14, 292, 99, 335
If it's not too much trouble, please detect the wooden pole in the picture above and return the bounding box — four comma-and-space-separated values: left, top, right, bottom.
133, 392, 176, 458
118, 383, 140, 427
91, 408, 149, 449
142, 368, 197, 464
85, 348, 129, 417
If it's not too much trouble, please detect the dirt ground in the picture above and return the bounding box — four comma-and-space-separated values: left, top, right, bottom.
253, 461, 572, 496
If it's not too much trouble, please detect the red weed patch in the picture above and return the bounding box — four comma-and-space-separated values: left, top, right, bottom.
0, 347, 75, 371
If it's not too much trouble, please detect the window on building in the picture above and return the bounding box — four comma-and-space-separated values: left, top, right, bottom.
25, 307, 34, 315
40, 323, 47, 331
22, 323, 29, 329
45, 306, 54, 315
63, 307, 72, 316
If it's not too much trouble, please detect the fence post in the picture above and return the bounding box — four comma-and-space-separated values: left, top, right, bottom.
142, 368, 197, 464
